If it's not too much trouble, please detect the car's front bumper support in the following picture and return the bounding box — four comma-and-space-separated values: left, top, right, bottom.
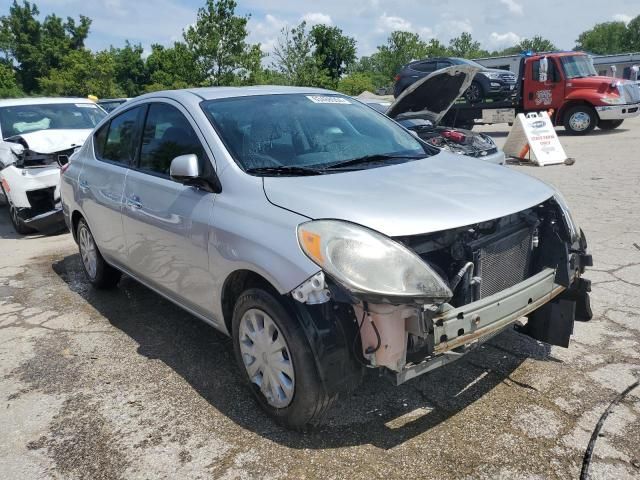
21, 207, 66, 234
390, 268, 565, 385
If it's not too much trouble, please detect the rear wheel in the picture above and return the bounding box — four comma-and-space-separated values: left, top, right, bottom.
598, 119, 624, 130
232, 288, 335, 430
76, 218, 121, 288
563, 105, 597, 135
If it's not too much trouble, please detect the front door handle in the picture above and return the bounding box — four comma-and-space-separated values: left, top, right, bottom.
79, 178, 89, 192
126, 195, 142, 209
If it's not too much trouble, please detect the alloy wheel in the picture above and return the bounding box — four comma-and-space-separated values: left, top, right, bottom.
78, 225, 98, 279
569, 111, 591, 132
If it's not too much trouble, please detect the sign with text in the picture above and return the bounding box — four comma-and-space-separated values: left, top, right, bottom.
503, 111, 567, 166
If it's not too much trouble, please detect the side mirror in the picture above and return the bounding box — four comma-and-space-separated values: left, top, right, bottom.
631, 65, 639, 82
170, 154, 200, 182
539, 57, 548, 82
610, 65, 617, 77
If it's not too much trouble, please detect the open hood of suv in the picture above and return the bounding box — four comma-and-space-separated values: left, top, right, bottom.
387, 65, 480, 124
263, 151, 554, 237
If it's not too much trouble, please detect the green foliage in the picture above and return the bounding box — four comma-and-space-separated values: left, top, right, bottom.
183, 0, 262, 86
336, 72, 375, 95
0, 1, 90, 93
626, 16, 640, 51
575, 21, 628, 54
144, 42, 201, 91
110, 41, 149, 97
272, 21, 332, 87
0, 61, 22, 97
497, 36, 557, 55
309, 24, 356, 82
374, 31, 429, 81
448, 32, 489, 58
39, 48, 122, 97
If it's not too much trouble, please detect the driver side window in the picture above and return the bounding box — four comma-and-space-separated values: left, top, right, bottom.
139, 103, 205, 176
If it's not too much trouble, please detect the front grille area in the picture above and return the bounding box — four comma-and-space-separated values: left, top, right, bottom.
621, 83, 640, 104
499, 73, 517, 83
474, 227, 533, 298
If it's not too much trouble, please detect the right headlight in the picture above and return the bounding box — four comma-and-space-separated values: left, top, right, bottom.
297, 220, 452, 301
553, 191, 579, 244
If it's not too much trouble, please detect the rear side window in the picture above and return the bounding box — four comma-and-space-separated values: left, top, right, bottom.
412, 62, 436, 73
138, 103, 204, 176
95, 106, 145, 164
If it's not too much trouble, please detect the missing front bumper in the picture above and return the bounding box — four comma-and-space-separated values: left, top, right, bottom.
21, 207, 66, 234
390, 268, 566, 385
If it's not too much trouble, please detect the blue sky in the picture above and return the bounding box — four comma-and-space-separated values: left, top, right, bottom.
32, 0, 640, 59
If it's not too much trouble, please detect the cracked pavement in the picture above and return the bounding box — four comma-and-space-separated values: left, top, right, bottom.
1, 118, 639, 479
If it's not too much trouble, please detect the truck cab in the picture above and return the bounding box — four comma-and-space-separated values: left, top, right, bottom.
522, 52, 640, 134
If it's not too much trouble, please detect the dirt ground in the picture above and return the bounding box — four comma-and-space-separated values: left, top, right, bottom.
1, 118, 639, 479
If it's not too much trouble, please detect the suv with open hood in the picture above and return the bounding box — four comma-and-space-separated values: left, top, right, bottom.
61, 86, 592, 430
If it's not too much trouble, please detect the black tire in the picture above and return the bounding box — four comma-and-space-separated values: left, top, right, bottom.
563, 105, 597, 135
9, 204, 36, 235
464, 81, 484, 104
232, 288, 336, 430
598, 119, 624, 130
76, 218, 121, 289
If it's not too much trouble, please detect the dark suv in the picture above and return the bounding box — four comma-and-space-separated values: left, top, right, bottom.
394, 57, 517, 103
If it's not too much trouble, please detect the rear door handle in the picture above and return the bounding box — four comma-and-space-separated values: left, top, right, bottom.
126, 195, 142, 209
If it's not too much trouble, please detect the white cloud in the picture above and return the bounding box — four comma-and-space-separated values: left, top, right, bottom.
377, 13, 412, 33
499, 0, 524, 16
612, 13, 632, 24
488, 31, 521, 48
301, 12, 332, 25
247, 14, 288, 54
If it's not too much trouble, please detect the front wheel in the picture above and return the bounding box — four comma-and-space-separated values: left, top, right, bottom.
9, 205, 35, 235
598, 119, 624, 130
76, 218, 121, 289
464, 81, 485, 104
563, 105, 597, 135
232, 288, 336, 430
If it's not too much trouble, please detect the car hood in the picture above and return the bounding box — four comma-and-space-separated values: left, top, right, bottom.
263, 151, 555, 237
387, 65, 480, 124
5, 129, 92, 154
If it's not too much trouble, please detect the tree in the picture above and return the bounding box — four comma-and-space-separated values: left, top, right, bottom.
375, 31, 429, 81
183, 0, 262, 86
39, 48, 122, 97
110, 41, 148, 97
145, 42, 202, 91
575, 21, 628, 54
272, 21, 331, 87
448, 32, 489, 58
496, 36, 557, 56
0, 1, 91, 93
0, 61, 22, 97
336, 72, 375, 95
309, 24, 356, 83
624, 15, 640, 52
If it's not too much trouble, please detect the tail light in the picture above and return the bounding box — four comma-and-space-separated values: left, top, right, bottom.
394, 75, 400, 82
60, 161, 71, 174
441, 130, 466, 143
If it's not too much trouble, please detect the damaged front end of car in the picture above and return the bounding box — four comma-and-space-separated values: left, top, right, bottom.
0, 136, 73, 234
290, 197, 592, 386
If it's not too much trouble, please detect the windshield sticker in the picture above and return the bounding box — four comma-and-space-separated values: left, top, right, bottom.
306, 95, 351, 104
75, 103, 99, 108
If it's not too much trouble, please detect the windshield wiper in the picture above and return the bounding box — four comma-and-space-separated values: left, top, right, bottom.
245, 165, 324, 176
321, 153, 426, 170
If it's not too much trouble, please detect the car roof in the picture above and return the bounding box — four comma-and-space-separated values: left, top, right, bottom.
0, 97, 96, 107
132, 85, 334, 103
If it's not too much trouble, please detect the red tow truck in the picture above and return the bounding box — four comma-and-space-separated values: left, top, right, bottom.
443, 51, 640, 135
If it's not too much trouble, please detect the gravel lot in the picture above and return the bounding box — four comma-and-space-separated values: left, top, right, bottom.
1, 118, 639, 480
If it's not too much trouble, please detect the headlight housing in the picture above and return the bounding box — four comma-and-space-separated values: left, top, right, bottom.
600, 96, 625, 105
297, 220, 452, 301
553, 191, 579, 243
484, 72, 502, 80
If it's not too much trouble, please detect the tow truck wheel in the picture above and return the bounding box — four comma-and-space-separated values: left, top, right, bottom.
598, 119, 624, 130
563, 105, 597, 135
76, 218, 121, 289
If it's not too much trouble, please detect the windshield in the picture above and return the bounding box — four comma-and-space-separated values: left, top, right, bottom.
560, 55, 597, 79
201, 94, 430, 174
0, 102, 106, 139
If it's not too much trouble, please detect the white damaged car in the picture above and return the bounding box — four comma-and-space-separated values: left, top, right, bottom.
0, 98, 106, 234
